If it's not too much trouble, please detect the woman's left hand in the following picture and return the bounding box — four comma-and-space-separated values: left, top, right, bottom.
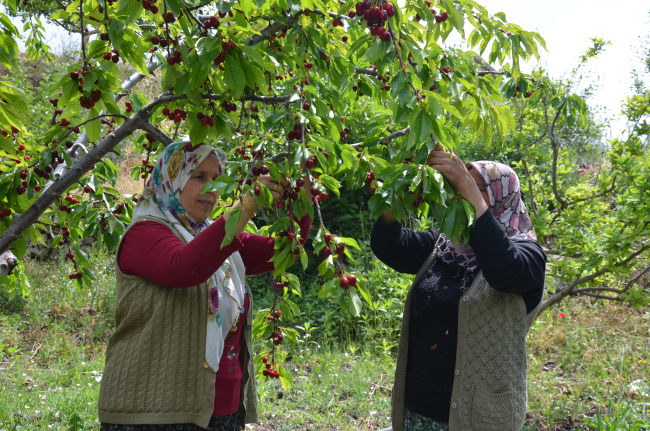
426, 144, 488, 217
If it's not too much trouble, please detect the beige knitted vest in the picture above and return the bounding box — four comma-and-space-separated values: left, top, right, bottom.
391, 250, 543, 431
98, 216, 258, 429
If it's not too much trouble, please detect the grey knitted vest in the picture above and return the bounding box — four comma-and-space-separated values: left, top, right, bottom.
391, 250, 543, 431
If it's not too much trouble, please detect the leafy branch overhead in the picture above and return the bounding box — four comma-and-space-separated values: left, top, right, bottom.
2, 0, 648, 387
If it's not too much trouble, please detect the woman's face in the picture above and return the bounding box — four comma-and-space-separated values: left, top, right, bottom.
179, 155, 220, 222
470, 168, 490, 208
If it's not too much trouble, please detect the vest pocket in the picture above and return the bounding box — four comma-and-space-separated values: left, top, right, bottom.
471, 386, 514, 431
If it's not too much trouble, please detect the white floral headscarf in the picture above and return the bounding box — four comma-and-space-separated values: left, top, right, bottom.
131, 141, 245, 373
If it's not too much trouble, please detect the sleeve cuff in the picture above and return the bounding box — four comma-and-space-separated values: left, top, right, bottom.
468, 210, 506, 249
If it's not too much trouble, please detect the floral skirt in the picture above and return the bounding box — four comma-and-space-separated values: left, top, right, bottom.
404, 408, 449, 431
100, 413, 240, 431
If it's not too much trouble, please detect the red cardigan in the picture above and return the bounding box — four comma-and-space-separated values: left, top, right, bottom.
117, 214, 311, 416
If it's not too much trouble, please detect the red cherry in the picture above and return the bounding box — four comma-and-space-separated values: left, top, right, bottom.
348, 275, 357, 286
275, 310, 282, 318
262, 357, 268, 363
324, 233, 332, 244
342, 35, 348, 43
69, 274, 77, 280
340, 277, 349, 288
65, 253, 74, 259
322, 246, 332, 257
306, 159, 315, 169
19, 172, 27, 179
103, 52, 112, 61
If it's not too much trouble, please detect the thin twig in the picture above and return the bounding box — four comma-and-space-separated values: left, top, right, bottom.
80, 0, 86, 61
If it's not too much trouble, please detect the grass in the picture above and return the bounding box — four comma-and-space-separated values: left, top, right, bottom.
1, 255, 650, 430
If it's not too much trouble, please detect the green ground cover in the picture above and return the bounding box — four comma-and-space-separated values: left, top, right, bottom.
1, 255, 649, 430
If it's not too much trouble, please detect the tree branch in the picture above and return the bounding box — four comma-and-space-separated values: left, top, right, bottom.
79, 0, 86, 61
544, 97, 568, 211
577, 292, 624, 301
539, 243, 650, 313
0, 109, 152, 256
141, 123, 174, 146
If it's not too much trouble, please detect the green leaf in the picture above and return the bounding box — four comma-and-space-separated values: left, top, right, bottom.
318, 279, 339, 299
299, 246, 308, 270
366, 42, 387, 64
318, 174, 340, 197
410, 107, 432, 145
338, 236, 361, 251
278, 365, 293, 391
85, 106, 102, 142
68, 413, 84, 431
11, 236, 26, 259
164, 0, 182, 16
221, 207, 240, 248
224, 55, 246, 98
348, 287, 363, 316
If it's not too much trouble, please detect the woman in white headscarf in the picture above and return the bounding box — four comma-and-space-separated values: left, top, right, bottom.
98, 141, 312, 431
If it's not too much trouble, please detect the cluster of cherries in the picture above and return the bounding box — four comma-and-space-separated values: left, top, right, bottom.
195, 112, 216, 127
244, 104, 260, 120
514, 86, 536, 98
150, 35, 174, 48
365, 170, 377, 194
339, 126, 352, 140
163, 10, 181, 24
351, 0, 396, 41
100, 48, 120, 63
219, 100, 238, 113
204, 16, 221, 29
287, 123, 304, 141
58, 193, 80, 214
161, 106, 188, 123
339, 274, 358, 289
80, 90, 102, 109
322, 233, 345, 258
234, 143, 257, 161
166, 50, 183, 66
412, 185, 425, 209
64, 245, 83, 280
141, 0, 160, 14
262, 356, 280, 379
414, 1, 448, 23
0, 125, 18, 138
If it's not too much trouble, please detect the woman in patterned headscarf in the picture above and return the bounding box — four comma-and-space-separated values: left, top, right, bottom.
98, 141, 312, 431
371, 145, 546, 431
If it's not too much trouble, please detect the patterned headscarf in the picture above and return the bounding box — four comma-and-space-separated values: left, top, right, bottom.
134, 141, 227, 235
131, 141, 244, 375
435, 161, 537, 292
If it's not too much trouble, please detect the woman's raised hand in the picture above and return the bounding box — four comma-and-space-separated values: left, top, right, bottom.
426, 144, 488, 218
257, 174, 289, 203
